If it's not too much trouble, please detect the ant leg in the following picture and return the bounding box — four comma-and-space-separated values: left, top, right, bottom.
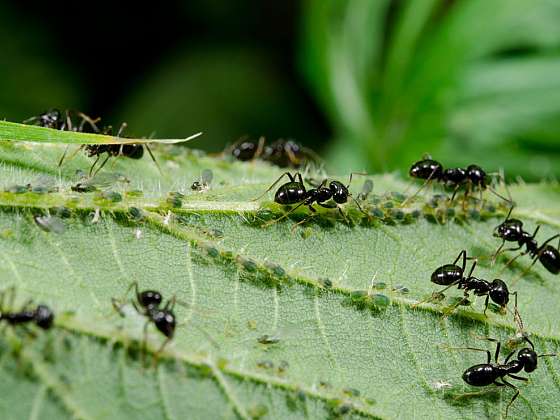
466, 258, 477, 278
163, 295, 176, 312
58, 145, 85, 168
348, 194, 371, 219
449, 184, 461, 203
88, 154, 102, 176
452, 250, 468, 268
504, 349, 517, 364
262, 201, 308, 228
508, 374, 528, 382
501, 378, 520, 418
494, 340, 501, 363
252, 172, 299, 201
145, 145, 163, 176
91, 155, 111, 177
400, 177, 434, 207
483, 295, 490, 316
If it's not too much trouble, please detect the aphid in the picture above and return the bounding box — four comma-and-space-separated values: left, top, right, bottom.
257, 334, 281, 345
357, 179, 374, 201
493, 206, 560, 275
253, 171, 369, 225
191, 169, 213, 191
404, 156, 511, 206
34, 215, 66, 234
112, 282, 177, 353
458, 336, 555, 417
417, 250, 514, 315
0, 287, 54, 330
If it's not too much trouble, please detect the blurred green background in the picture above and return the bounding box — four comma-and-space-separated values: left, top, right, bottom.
2, 0, 560, 180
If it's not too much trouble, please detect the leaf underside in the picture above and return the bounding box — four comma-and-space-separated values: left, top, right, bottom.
0, 125, 559, 420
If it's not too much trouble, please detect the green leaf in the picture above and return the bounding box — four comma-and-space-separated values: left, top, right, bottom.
300, 0, 560, 179
0, 125, 559, 419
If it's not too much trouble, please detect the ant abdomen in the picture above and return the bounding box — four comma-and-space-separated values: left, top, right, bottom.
409, 159, 443, 180
462, 364, 495, 386
274, 182, 306, 205
539, 246, 560, 274
431, 264, 463, 285
152, 310, 176, 338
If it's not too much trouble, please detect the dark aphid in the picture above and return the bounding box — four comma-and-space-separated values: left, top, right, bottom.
253, 172, 370, 226
0, 288, 54, 330
458, 337, 555, 417
419, 250, 514, 315
405, 156, 510, 206
493, 206, 560, 275
112, 282, 176, 353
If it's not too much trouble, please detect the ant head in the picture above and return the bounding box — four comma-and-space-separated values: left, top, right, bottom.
489, 279, 509, 306
153, 310, 176, 338
138, 290, 163, 308
34, 304, 54, 329
40, 109, 62, 128
409, 159, 443, 180
493, 218, 523, 240
518, 347, 538, 373
329, 181, 348, 204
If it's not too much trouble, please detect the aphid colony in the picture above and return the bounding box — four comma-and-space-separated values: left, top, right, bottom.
18, 111, 559, 417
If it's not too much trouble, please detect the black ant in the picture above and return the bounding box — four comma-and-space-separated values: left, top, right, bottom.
229, 136, 265, 162
403, 156, 511, 206
112, 282, 176, 354
493, 206, 560, 276
454, 335, 555, 417
229, 137, 320, 168
24, 109, 100, 133
59, 122, 161, 176
253, 171, 369, 225
262, 138, 320, 168
416, 250, 514, 315
0, 287, 54, 330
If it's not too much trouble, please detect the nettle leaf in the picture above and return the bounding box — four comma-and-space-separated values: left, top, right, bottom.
0, 124, 559, 419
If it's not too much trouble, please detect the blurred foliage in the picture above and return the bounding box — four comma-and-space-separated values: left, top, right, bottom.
0, 3, 84, 120
2, 0, 560, 180
300, 0, 560, 180
116, 47, 325, 152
